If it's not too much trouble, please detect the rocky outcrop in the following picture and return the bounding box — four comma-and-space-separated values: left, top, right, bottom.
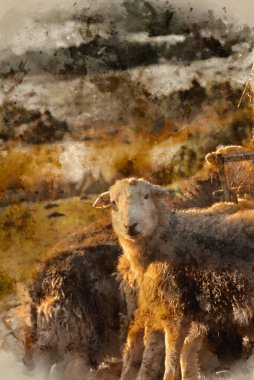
0, 102, 68, 143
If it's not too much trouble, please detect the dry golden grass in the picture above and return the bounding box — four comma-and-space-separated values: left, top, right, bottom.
0, 267, 16, 299
0, 197, 107, 284
0, 143, 62, 201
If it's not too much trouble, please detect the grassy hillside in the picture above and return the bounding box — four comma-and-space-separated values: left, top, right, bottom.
0, 197, 107, 286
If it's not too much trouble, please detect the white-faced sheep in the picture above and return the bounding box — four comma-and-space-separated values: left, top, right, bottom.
94, 177, 254, 380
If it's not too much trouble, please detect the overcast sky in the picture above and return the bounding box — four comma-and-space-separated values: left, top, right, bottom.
0, 0, 253, 23
0, 0, 253, 52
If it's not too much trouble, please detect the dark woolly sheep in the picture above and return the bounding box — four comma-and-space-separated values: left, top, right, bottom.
24, 220, 129, 379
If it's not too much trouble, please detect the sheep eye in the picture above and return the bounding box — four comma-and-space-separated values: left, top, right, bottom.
111, 200, 118, 210
144, 194, 149, 199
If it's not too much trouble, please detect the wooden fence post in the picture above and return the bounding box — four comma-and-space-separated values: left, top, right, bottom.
216, 154, 238, 203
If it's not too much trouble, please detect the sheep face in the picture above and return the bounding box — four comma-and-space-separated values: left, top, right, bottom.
94, 179, 161, 241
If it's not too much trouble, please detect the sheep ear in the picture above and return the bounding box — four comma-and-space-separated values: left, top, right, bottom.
205, 152, 217, 166
150, 184, 168, 197
93, 191, 111, 208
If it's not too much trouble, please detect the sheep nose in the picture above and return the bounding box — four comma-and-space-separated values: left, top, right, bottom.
124, 222, 138, 236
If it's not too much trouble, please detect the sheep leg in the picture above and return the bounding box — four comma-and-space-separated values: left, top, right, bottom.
180, 325, 204, 380
47, 353, 93, 380
25, 347, 58, 379
62, 353, 92, 380
136, 329, 165, 380
163, 317, 191, 380
121, 325, 145, 380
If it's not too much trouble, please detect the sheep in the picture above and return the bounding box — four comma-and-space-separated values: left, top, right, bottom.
165, 140, 254, 208
115, 190, 254, 380
24, 219, 131, 380
172, 142, 254, 208
118, 245, 254, 380
94, 177, 254, 380
25, 175, 254, 380
205, 144, 254, 198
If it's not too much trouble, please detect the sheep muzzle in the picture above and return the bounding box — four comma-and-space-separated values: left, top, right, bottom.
124, 222, 139, 237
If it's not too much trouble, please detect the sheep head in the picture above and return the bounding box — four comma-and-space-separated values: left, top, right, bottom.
93, 178, 166, 241
205, 145, 246, 169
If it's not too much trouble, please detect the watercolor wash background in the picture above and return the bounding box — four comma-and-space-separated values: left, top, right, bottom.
0, 0, 254, 378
